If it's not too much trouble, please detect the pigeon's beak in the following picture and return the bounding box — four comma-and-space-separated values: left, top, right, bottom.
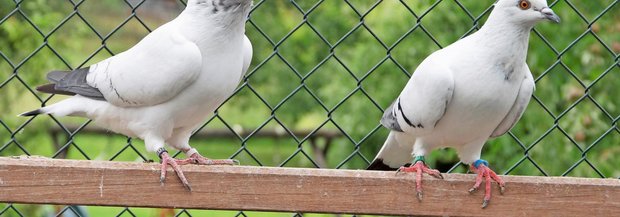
541, 7, 560, 23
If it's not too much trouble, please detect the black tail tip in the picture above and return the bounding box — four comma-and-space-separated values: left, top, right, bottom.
19, 109, 42, 117
367, 159, 399, 171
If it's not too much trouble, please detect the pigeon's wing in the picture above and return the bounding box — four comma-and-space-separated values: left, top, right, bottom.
371, 56, 454, 170
382, 56, 454, 136
86, 22, 202, 107
491, 67, 535, 138
380, 100, 403, 132
238, 35, 253, 82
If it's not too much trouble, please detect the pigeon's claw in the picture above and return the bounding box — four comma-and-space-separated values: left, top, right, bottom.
469, 160, 505, 209
160, 152, 192, 191
428, 170, 444, 179
482, 199, 490, 209
177, 153, 238, 166
468, 187, 478, 194
396, 161, 443, 202
158, 150, 238, 191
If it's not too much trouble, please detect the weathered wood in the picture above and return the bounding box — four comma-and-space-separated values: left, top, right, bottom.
0, 156, 618, 216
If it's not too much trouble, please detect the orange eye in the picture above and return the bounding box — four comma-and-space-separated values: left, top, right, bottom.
519, 0, 531, 10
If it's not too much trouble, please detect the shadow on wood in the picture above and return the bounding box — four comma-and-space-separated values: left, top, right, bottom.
0, 156, 618, 216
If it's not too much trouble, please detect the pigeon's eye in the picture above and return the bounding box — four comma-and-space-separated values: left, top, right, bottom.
518, 0, 531, 10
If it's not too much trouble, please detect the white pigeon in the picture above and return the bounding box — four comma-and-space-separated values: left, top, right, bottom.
20, 0, 254, 191
367, 0, 559, 208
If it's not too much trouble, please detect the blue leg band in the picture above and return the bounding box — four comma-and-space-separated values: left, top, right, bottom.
473, 159, 489, 168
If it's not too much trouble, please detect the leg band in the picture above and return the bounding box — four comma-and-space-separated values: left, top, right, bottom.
156, 147, 168, 158
185, 148, 198, 157
473, 159, 489, 169
413, 156, 425, 163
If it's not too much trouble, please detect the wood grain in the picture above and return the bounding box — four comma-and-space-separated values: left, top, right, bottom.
0, 156, 618, 216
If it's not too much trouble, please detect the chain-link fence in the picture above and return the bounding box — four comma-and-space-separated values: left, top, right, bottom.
1, 0, 619, 216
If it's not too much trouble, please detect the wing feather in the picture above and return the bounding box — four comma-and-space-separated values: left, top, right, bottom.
394, 56, 454, 136
239, 35, 253, 82
491, 68, 535, 137
86, 22, 202, 107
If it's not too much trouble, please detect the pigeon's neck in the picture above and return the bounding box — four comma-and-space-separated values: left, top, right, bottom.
477, 13, 533, 63
175, 12, 246, 48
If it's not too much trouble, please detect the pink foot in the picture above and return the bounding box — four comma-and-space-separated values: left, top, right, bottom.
396, 161, 444, 201
176, 152, 239, 166
159, 151, 192, 191
469, 160, 506, 208
158, 148, 238, 192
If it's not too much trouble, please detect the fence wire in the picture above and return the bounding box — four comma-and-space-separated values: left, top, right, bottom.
1, 0, 619, 216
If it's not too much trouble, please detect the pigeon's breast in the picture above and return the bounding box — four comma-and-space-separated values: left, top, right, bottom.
428, 63, 524, 145
166, 49, 245, 128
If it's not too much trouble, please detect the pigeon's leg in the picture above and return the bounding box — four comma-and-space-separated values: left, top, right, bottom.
146, 136, 192, 191
468, 159, 505, 208
175, 148, 239, 165
396, 156, 444, 201
166, 129, 238, 166
157, 148, 192, 191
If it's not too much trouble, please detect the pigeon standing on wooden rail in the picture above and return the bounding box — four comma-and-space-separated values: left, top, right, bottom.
367, 0, 560, 208
20, 0, 254, 191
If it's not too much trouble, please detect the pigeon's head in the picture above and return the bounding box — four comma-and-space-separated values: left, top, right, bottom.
186, 0, 253, 25
494, 0, 560, 25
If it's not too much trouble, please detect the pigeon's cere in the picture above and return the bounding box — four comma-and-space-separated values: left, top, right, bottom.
367, 0, 559, 208
20, 0, 254, 190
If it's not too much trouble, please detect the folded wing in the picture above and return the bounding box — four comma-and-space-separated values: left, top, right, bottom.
382, 58, 454, 136
86, 23, 202, 107
491, 67, 535, 137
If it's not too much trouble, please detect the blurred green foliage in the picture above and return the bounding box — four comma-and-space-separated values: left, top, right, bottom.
0, 0, 619, 216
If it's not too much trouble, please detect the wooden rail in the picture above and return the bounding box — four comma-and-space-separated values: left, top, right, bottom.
0, 156, 618, 216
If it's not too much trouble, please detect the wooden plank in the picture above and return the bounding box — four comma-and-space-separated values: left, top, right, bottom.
0, 156, 618, 216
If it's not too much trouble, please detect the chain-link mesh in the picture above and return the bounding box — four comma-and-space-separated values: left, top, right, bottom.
1, 0, 619, 216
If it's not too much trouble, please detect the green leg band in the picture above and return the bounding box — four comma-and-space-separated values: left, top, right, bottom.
413, 156, 425, 163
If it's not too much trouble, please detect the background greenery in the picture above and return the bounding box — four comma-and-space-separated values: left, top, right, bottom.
1, 0, 619, 216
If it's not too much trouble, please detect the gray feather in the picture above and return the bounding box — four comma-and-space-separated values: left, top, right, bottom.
380, 100, 403, 132
46, 71, 67, 83
44, 67, 105, 100
36, 83, 75, 96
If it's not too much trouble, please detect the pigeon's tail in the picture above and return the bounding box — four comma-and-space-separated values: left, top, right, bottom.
18, 106, 63, 117
19, 109, 43, 116
20, 69, 107, 118
19, 96, 98, 118
367, 158, 399, 170
36, 83, 77, 96
367, 132, 413, 171
34, 68, 105, 100
35, 70, 78, 96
